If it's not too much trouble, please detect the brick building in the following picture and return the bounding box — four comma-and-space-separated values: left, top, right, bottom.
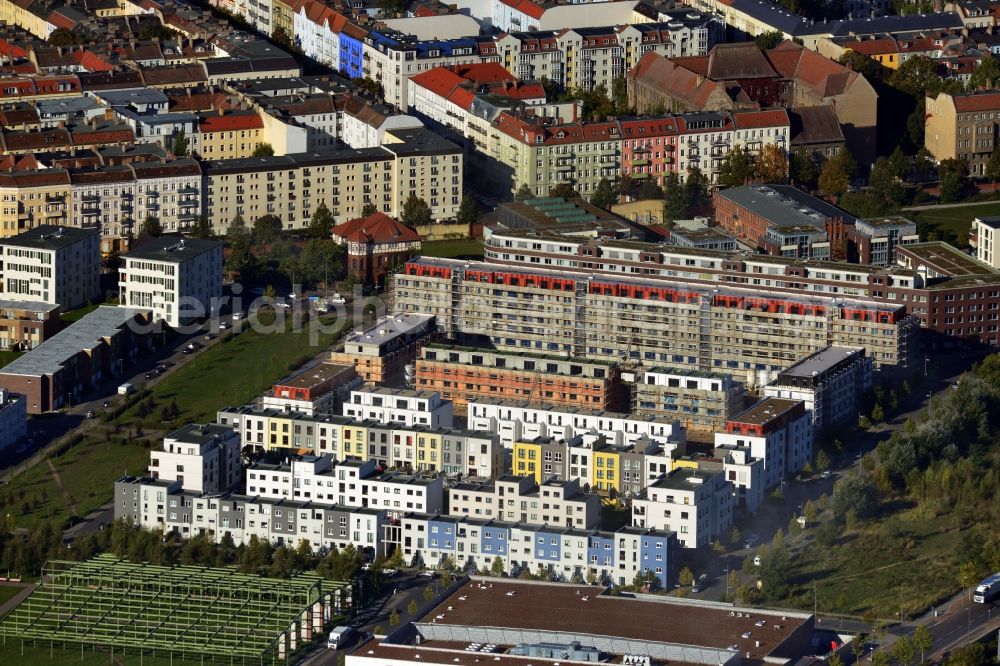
0, 299, 60, 351
415, 344, 625, 415
329, 313, 437, 384
331, 212, 421, 287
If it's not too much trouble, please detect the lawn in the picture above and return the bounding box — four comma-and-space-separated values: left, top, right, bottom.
783, 504, 967, 618
0, 585, 24, 607
0, 350, 23, 370
122, 310, 351, 425
418, 238, 484, 259
909, 201, 1000, 248
0, 640, 228, 665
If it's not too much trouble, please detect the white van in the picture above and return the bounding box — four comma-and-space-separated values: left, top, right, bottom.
117, 383, 136, 395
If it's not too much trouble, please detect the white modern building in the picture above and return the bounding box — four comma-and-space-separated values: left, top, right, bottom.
245, 454, 444, 519
0, 225, 100, 310
467, 398, 685, 450
714, 398, 813, 491
148, 423, 242, 494
119, 235, 223, 328
712, 444, 765, 514
448, 475, 601, 529
631, 467, 734, 549
341, 388, 453, 428
762, 346, 872, 431
0, 389, 27, 451
971, 216, 1000, 269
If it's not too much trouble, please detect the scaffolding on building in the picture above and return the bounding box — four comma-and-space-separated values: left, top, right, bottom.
0, 554, 350, 663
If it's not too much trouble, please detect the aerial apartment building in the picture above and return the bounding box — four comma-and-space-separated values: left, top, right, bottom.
0, 299, 60, 351
392, 257, 918, 376
415, 344, 626, 414
466, 398, 685, 451
632, 467, 734, 548
148, 424, 242, 494
216, 407, 505, 479
512, 434, 676, 497
970, 216, 1000, 270
447, 475, 601, 530
329, 313, 437, 385
0, 225, 100, 309
632, 367, 746, 432
714, 398, 813, 490
263, 362, 361, 416
925, 89, 1000, 176
0, 169, 71, 237
119, 236, 223, 328
341, 387, 454, 428
0, 389, 27, 451
847, 217, 919, 267
762, 346, 872, 431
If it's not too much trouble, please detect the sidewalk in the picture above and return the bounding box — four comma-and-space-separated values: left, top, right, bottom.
0, 582, 36, 618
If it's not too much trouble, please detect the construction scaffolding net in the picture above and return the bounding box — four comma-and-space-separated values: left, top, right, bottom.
0, 553, 342, 661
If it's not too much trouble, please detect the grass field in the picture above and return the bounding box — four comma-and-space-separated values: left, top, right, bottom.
0, 640, 236, 665
418, 238, 484, 259
0, 350, 23, 370
0, 585, 24, 607
910, 201, 1000, 248
122, 310, 350, 426
785, 504, 966, 617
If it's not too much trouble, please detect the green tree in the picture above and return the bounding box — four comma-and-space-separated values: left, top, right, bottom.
515, 183, 534, 201
892, 636, 915, 666
946, 643, 988, 666
871, 403, 884, 422
907, 100, 927, 150
617, 174, 639, 201
226, 214, 247, 239
401, 194, 433, 227
803, 499, 817, 523
838, 51, 887, 83
815, 450, 830, 471
191, 215, 213, 239
685, 167, 710, 207
754, 31, 784, 50
422, 585, 434, 602
491, 556, 505, 577
407, 598, 418, 616
47, 28, 81, 46
637, 180, 664, 199
141, 216, 162, 237
819, 151, 856, 198
678, 566, 694, 587
870, 156, 905, 209
611, 77, 630, 115
939, 158, 968, 203
590, 178, 618, 209
252, 143, 275, 157
253, 214, 282, 246
307, 202, 334, 239
871, 652, 889, 666
456, 196, 480, 226
717, 147, 753, 188
968, 55, 1000, 91
272, 26, 293, 48
831, 473, 878, 523
754, 143, 788, 183
791, 151, 819, 189
985, 146, 1000, 188
827, 652, 843, 666
958, 560, 980, 598
662, 172, 688, 222
172, 129, 188, 157
912, 624, 933, 664
549, 183, 580, 199
756, 544, 790, 599
388, 609, 401, 627
889, 56, 944, 97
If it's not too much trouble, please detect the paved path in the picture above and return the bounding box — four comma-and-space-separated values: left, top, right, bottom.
902, 200, 1000, 211
46, 458, 78, 518
0, 582, 36, 618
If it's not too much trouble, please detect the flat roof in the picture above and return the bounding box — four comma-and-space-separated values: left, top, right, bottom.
275, 361, 355, 390
125, 235, 222, 263
1, 225, 98, 251
649, 467, 722, 491
0, 306, 149, 377
898, 241, 995, 276
976, 216, 1000, 230
0, 299, 60, 313
345, 313, 435, 346
730, 397, 801, 426
718, 185, 853, 232
778, 346, 863, 378
352, 387, 440, 400
424, 343, 615, 367
428, 579, 809, 661
167, 423, 234, 445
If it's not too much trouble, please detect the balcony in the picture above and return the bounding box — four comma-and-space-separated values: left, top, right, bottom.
631, 158, 649, 167
82, 207, 100, 217
81, 194, 99, 204
179, 186, 198, 195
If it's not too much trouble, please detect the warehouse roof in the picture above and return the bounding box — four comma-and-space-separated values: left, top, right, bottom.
125, 235, 221, 263
1, 225, 97, 251
716, 184, 855, 231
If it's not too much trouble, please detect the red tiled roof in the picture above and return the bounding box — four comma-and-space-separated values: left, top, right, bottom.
199, 112, 264, 132
71, 127, 136, 146
0, 39, 29, 59
332, 212, 421, 244
732, 108, 788, 129
74, 49, 115, 73
47, 11, 79, 30
497, 0, 546, 20
953, 91, 1000, 111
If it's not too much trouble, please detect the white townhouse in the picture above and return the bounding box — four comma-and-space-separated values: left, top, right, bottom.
0, 224, 100, 309
631, 467, 734, 549
342, 388, 454, 428
148, 423, 241, 494
119, 235, 223, 328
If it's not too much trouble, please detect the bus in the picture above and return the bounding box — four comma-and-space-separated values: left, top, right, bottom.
973, 573, 1000, 603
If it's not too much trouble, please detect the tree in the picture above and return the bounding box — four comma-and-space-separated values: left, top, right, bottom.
958, 561, 980, 599
870, 157, 905, 210
685, 167, 710, 207
831, 473, 878, 523
407, 598, 418, 616
47, 28, 81, 46
754, 31, 784, 50
360, 202, 378, 217
907, 100, 927, 150
252, 143, 275, 157
756, 544, 790, 599
717, 147, 753, 188
637, 179, 663, 200
871, 652, 889, 666
401, 194, 433, 228
611, 77, 630, 116
662, 172, 688, 222
889, 56, 944, 97
851, 634, 868, 662
422, 585, 434, 602
819, 151, 856, 198
272, 26, 293, 48
140, 216, 162, 237
191, 215, 213, 239
139, 24, 176, 41
939, 158, 968, 203
388, 609, 401, 627
946, 643, 988, 666
912, 624, 933, 664
871, 403, 884, 422
838, 51, 887, 83
514, 183, 534, 201
889, 147, 910, 180
307, 202, 334, 239
755, 144, 788, 183
791, 151, 819, 189
803, 499, 817, 523
986, 146, 1000, 188
827, 652, 843, 666
678, 566, 694, 587
590, 178, 618, 209
968, 55, 1000, 91
892, 636, 915, 666
549, 183, 580, 199
226, 214, 247, 239
491, 556, 504, 577
617, 174, 639, 201
253, 215, 282, 246
456, 196, 480, 227
815, 450, 830, 472
172, 129, 188, 157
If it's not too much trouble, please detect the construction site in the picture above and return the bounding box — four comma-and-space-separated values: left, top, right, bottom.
0, 554, 352, 664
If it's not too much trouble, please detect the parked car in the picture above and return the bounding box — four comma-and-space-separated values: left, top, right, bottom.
329, 293, 347, 305
219, 321, 230, 330
85, 410, 96, 419
204, 333, 216, 341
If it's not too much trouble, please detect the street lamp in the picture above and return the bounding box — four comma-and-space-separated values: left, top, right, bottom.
924, 355, 929, 378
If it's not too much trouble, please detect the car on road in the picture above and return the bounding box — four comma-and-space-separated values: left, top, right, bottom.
181, 348, 193, 355
419, 570, 438, 578
330, 294, 347, 305
821, 470, 832, 479
204, 333, 216, 341
743, 534, 759, 550
276, 301, 291, 308
219, 321, 230, 330
85, 410, 96, 419
187, 342, 203, 351
383, 568, 399, 577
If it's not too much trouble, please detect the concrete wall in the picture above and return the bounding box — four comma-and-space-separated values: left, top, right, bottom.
414, 222, 481, 240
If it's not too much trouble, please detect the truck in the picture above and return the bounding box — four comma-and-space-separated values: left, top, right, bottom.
973, 572, 1000, 603
327, 625, 355, 650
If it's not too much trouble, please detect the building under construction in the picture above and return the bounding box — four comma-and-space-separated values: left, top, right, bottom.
392, 257, 919, 377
